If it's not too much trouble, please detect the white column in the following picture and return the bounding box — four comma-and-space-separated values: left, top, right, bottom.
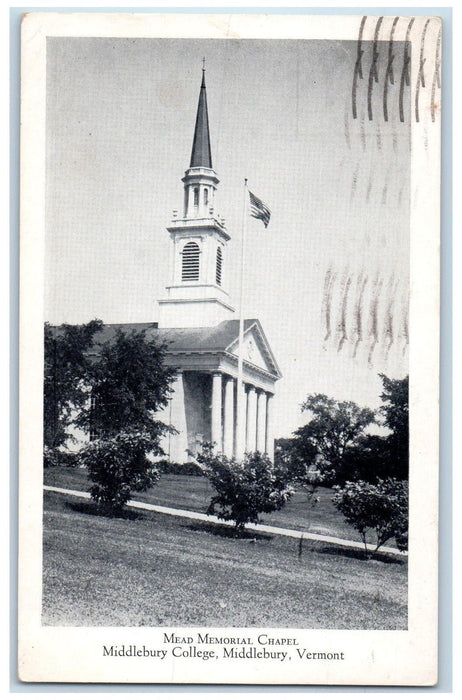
256, 390, 267, 453
223, 376, 234, 458
246, 386, 257, 454
169, 371, 188, 463
235, 380, 247, 460
265, 393, 274, 462
211, 372, 223, 451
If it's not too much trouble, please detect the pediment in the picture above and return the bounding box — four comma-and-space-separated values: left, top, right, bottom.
226, 321, 281, 378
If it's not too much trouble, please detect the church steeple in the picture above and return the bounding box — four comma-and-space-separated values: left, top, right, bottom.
190, 65, 212, 169
180, 66, 221, 221
157, 65, 235, 329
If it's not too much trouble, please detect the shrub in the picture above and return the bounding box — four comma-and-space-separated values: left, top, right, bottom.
197, 444, 293, 533
43, 447, 78, 470
157, 459, 205, 477
79, 431, 160, 514
332, 478, 408, 557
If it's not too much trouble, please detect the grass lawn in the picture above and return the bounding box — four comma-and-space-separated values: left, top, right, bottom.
43, 490, 407, 629
44, 466, 391, 546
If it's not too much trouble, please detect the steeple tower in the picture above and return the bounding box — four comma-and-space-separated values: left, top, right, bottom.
157, 66, 235, 329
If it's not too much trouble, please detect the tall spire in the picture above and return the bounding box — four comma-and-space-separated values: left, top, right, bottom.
159, 61, 232, 330
189, 63, 213, 169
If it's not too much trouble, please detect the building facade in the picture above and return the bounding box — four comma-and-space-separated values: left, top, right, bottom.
67, 68, 281, 462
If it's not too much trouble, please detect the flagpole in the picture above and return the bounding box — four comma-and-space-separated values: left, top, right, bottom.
236, 178, 248, 460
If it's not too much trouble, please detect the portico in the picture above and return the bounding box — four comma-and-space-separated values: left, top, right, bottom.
154, 317, 281, 462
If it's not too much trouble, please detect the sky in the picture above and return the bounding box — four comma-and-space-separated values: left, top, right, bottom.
45, 33, 411, 437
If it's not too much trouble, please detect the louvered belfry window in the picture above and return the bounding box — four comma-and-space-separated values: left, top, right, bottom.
216, 246, 223, 286
182, 241, 200, 281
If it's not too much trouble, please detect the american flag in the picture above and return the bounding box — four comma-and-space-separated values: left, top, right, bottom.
249, 190, 271, 228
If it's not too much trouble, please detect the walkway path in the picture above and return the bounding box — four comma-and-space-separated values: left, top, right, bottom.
44, 485, 407, 557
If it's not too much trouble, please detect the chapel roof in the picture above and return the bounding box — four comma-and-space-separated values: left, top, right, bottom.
92, 318, 256, 352
86, 318, 281, 379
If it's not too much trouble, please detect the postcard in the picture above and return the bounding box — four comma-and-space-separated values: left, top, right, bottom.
18, 11, 441, 685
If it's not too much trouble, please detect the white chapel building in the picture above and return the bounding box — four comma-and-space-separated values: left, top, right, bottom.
102, 69, 281, 462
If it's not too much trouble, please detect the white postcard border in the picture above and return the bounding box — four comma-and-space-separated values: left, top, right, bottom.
18, 11, 440, 686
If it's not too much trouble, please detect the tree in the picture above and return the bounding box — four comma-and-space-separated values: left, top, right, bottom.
279, 376, 408, 487
332, 478, 408, 557
341, 375, 409, 482
197, 445, 293, 533
378, 374, 409, 480
274, 436, 318, 482
292, 394, 377, 484
337, 434, 388, 482
44, 320, 103, 451
77, 327, 176, 444
77, 327, 177, 512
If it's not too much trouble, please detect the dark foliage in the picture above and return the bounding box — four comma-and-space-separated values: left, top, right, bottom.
43, 446, 79, 470
157, 459, 205, 477
80, 431, 161, 514
44, 323, 177, 513
339, 375, 409, 482
289, 394, 376, 485
76, 327, 177, 447
44, 320, 103, 450
279, 375, 409, 486
378, 374, 409, 480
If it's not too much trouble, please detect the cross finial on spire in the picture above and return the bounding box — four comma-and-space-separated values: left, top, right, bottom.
201, 57, 206, 87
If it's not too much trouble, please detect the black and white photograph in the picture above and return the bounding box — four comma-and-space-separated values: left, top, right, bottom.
18, 12, 441, 685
